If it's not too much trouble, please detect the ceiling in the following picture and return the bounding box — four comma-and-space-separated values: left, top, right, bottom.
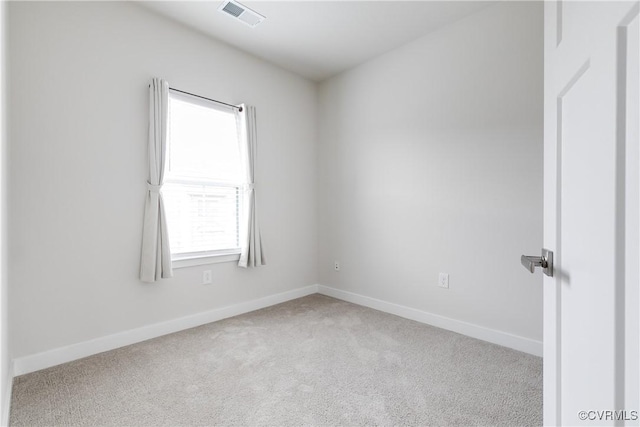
139, 1, 495, 82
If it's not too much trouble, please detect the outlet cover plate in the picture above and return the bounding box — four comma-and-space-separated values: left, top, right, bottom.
438, 273, 449, 288
202, 270, 212, 285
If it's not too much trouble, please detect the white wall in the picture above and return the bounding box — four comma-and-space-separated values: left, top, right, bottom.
7, 1, 318, 359
1, 0, 10, 421
8, 0, 543, 364
317, 2, 543, 341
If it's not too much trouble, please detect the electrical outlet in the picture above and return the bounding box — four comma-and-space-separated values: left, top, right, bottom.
202, 270, 212, 285
438, 273, 449, 289
334, 261, 340, 271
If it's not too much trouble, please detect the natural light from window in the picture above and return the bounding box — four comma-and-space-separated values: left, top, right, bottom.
163, 92, 245, 259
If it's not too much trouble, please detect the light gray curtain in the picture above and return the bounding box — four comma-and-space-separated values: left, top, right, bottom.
238, 105, 266, 268
140, 78, 173, 282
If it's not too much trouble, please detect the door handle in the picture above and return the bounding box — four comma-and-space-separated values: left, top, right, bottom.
521, 249, 553, 277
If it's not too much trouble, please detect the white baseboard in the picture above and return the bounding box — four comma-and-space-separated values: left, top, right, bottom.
317, 285, 542, 357
12, 283, 541, 377
1, 361, 13, 427
13, 285, 319, 376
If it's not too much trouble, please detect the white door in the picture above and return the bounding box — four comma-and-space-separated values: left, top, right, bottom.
543, 1, 639, 425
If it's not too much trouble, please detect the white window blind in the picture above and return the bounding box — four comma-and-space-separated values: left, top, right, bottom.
163, 90, 245, 259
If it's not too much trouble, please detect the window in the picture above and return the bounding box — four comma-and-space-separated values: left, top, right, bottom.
163, 90, 246, 265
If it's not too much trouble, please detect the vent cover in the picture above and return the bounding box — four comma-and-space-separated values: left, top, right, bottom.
218, 1, 265, 28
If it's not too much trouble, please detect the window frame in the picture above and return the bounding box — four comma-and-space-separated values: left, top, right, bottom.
164, 89, 246, 268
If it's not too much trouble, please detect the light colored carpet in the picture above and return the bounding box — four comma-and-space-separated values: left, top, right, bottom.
10, 294, 542, 426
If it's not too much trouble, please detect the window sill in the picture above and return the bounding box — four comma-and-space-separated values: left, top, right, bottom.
172, 252, 241, 269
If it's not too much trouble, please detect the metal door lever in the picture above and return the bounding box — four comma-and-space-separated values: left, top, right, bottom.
521, 249, 553, 277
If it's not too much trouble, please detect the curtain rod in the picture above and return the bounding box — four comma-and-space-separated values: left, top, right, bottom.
169, 87, 243, 112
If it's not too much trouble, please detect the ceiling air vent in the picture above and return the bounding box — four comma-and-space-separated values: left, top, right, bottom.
218, 0, 265, 28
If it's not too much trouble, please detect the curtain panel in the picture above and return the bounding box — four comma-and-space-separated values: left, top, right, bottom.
140, 78, 173, 282
238, 105, 266, 268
